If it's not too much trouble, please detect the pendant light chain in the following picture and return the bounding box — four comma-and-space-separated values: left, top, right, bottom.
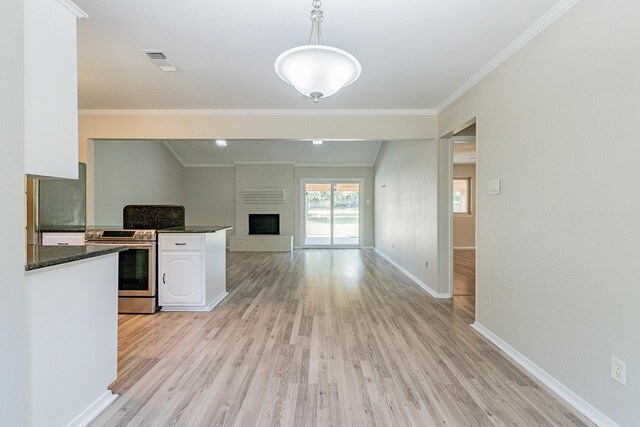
308, 0, 324, 45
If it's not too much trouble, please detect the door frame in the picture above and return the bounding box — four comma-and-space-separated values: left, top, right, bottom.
300, 178, 365, 248
439, 117, 478, 309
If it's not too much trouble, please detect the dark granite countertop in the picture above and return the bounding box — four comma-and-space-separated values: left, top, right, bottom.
38, 226, 86, 232
25, 244, 128, 271
157, 226, 233, 233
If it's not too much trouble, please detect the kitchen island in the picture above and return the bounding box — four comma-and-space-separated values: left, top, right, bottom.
157, 226, 232, 311
25, 244, 126, 426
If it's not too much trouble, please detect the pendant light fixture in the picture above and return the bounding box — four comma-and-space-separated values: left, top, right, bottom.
274, 0, 361, 103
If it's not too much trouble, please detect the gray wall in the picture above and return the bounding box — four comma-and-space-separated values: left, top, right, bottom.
0, 0, 25, 423
374, 141, 440, 294
294, 166, 375, 247
184, 167, 236, 243
94, 140, 185, 225
438, 0, 640, 424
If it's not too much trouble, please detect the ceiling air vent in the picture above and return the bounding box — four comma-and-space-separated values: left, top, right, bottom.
140, 50, 178, 72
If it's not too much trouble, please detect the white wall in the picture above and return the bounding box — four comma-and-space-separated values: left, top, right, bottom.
184, 166, 235, 243
374, 141, 440, 295
438, 0, 640, 424
234, 164, 295, 236
294, 166, 374, 248
0, 0, 25, 423
93, 140, 185, 225
453, 163, 476, 248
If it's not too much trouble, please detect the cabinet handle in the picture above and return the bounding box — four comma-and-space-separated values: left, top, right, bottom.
175, 243, 186, 246
57, 242, 69, 246
162, 273, 166, 284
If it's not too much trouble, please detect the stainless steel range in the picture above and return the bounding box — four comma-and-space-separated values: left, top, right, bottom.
86, 229, 159, 314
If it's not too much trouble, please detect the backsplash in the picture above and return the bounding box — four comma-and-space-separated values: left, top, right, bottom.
123, 205, 185, 229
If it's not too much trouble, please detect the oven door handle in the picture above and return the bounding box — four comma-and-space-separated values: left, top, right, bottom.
123, 243, 155, 249
88, 242, 154, 249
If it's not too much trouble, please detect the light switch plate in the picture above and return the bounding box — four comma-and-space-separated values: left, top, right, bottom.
488, 179, 501, 195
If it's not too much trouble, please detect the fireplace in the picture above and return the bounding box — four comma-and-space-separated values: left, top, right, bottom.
248, 214, 280, 235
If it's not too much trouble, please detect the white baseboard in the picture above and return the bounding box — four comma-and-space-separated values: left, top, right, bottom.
373, 248, 449, 299
453, 246, 476, 250
66, 390, 117, 427
161, 292, 229, 312
207, 291, 229, 310
470, 322, 619, 427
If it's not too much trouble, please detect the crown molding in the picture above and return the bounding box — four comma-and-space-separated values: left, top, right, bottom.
436, 0, 581, 113
78, 109, 437, 117
57, 0, 88, 18
183, 164, 235, 168
233, 162, 295, 165
295, 164, 375, 167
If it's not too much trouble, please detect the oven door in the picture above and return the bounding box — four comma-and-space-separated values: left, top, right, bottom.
89, 241, 156, 297
116, 242, 156, 297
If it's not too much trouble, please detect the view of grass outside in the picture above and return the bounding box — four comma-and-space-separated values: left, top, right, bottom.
305, 183, 359, 245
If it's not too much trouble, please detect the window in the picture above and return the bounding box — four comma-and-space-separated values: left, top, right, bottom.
453, 178, 471, 214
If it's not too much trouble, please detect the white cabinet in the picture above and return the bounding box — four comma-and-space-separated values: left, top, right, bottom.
158, 232, 228, 311
24, 0, 87, 179
160, 252, 204, 305
41, 232, 85, 246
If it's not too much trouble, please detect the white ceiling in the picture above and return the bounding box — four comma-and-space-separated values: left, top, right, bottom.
164, 139, 381, 166
74, 0, 563, 110
453, 142, 476, 164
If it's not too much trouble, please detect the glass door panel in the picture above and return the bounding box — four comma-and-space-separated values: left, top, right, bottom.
303, 181, 361, 247
305, 183, 331, 245
333, 183, 360, 245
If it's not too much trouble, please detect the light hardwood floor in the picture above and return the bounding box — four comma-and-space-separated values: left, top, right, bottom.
454, 249, 476, 297
92, 249, 592, 426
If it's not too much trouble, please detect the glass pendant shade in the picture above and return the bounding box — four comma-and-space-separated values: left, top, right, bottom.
275, 45, 361, 102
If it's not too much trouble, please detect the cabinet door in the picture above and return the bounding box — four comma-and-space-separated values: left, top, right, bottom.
159, 252, 204, 306
24, 0, 84, 178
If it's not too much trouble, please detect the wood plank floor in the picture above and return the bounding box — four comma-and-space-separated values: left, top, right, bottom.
454, 249, 476, 297
92, 249, 592, 426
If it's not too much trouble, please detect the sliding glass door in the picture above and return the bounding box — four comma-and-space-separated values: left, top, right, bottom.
303, 180, 361, 247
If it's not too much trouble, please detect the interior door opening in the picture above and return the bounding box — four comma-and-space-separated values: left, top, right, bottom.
450, 123, 477, 318
303, 180, 362, 247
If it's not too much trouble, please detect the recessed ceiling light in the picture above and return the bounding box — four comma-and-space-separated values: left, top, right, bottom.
216, 139, 227, 147
313, 140, 323, 145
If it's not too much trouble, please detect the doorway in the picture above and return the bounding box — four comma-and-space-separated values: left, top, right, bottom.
449, 124, 477, 316
301, 179, 363, 247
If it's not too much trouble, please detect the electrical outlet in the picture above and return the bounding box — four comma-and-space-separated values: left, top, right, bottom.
611, 356, 626, 385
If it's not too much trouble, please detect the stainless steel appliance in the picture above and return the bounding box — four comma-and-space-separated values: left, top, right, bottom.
86, 229, 159, 314
36, 163, 86, 232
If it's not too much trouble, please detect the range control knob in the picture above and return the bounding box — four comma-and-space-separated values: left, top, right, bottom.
144, 231, 153, 239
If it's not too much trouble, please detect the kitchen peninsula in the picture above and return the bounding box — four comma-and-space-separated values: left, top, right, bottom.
25, 244, 126, 426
